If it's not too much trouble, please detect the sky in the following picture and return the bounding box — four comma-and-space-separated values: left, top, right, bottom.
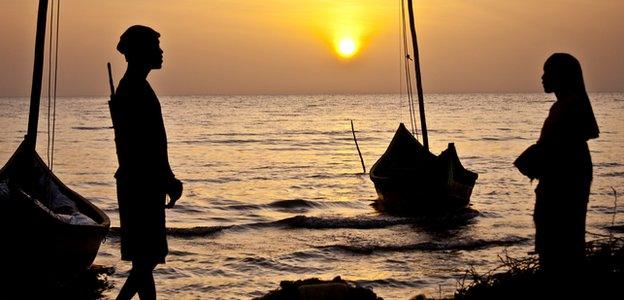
0, 0, 623, 96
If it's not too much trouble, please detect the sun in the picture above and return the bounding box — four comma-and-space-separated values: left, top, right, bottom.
336, 37, 358, 59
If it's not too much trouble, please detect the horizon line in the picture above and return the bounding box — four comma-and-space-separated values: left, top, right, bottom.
1, 90, 623, 99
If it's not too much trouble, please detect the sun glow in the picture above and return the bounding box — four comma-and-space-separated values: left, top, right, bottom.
312, 1, 388, 61
335, 37, 359, 59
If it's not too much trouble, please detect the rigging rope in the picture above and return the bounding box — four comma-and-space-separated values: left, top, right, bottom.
46, 0, 53, 165
397, 0, 404, 124
51, 0, 60, 170
400, 0, 418, 138
46, 0, 60, 170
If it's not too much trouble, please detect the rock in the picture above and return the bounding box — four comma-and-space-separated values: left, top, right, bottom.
255, 276, 382, 300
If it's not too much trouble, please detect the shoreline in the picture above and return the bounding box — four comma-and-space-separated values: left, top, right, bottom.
252, 235, 624, 300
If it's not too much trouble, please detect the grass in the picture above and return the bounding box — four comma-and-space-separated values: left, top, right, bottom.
450, 187, 623, 299
452, 236, 624, 299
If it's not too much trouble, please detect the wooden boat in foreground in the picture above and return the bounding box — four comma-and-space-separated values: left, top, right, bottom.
0, 141, 110, 275
370, 0, 478, 214
0, 0, 109, 279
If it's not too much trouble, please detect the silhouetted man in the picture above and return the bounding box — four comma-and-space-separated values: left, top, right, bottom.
110, 25, 182, 300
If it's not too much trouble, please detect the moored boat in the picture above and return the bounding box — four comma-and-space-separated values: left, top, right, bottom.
0, 141, 110, 276
370, 0, 478, 214
370, 123, 477, 214
0, 0, 110, 281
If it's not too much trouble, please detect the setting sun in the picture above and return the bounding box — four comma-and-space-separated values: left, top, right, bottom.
336, 38, 359, 59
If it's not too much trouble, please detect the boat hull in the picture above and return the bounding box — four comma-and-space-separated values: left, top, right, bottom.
370, 124, 478, 214
0, 141, 110, 278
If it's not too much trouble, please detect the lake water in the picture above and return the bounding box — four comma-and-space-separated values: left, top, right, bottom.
1, 93, 622, 299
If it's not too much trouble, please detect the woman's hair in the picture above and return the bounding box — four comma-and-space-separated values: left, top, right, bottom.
544, 53, 599, 140
544, 53, 587, 94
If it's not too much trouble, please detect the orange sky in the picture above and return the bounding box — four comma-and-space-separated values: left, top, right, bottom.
0, 0, 622, 96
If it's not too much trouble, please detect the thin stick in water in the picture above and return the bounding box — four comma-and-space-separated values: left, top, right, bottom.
351, 120, 366, 174
612, 187, 618, 228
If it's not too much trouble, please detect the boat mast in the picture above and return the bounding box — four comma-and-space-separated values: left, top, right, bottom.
26, 0, 49, 150
406, 0, 429, 150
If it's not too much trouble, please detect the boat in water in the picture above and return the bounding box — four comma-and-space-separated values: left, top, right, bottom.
0, 0, 109, 280
370, 0, 478, 214
370, 123, 477, 214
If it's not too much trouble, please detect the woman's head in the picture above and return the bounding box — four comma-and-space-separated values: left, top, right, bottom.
541, 53, 586, 94
541, 53, 599, 140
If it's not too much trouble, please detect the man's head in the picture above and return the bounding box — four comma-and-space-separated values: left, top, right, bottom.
117, 25, 163, 69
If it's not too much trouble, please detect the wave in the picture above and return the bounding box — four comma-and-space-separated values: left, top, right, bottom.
81, 181, 113, 187
276, 208, 479, 229
72, 126, 110, 131
226, 198, 363, 212
274, 215, 415, 229
603, 172, 624, 177
318, 236, 530, 254
268, 199, 321, 209
107, 211, 479, 238
595, 162, 623, 168
108, 225, 232, 237
352, 278, 427, 288
225, 204, 263, 211
478, 136, 528, 142
106, 216, 412, 239
184, 177, 242, 184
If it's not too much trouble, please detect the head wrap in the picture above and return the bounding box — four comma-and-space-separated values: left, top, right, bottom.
117, 25, 160, 57
540, 53, 599, 142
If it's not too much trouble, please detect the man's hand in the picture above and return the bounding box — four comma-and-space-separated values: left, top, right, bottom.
165, 178, 183, 208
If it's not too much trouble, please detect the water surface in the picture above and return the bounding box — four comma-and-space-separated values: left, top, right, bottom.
1, 93, 622, 299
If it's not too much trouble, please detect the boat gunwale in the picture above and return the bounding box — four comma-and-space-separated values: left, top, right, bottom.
0, 140, 111, 230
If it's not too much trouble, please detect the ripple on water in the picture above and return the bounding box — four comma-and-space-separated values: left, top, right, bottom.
317, 236, 530, 254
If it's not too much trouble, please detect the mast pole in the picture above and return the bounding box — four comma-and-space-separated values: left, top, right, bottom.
406, 0, 429, 150
26, 0, 49, 150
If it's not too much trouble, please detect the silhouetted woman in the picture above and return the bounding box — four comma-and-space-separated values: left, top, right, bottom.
110, 25, 183, 300
518, 53, 599, 273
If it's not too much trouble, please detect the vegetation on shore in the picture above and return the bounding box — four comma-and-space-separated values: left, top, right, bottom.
254, 232, 624, 300
452, 189, 622, 299
451, 236, 624, 299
